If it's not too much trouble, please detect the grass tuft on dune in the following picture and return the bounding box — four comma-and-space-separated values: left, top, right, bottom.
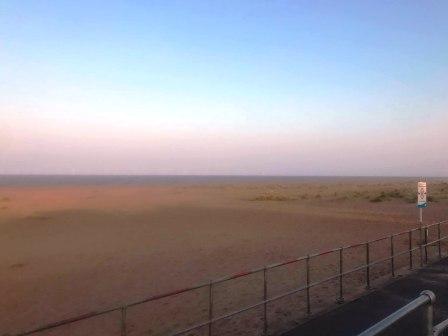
251, 194, 296, 201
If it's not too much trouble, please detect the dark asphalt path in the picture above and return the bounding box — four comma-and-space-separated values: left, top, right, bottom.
282, 258, 448, 336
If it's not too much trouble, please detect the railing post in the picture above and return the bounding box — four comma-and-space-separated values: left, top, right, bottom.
121, 306, 127, 336
263, 267, 268, 336
438, 223, 442, 259
420, 225, 424, 267
424, 303, 434, 336
365, 242, 370, 289
390, 235, 395, 278
208, 280, 213, 336
409, 230, 413, 270
337, 247, 344, 303
306, 255, 311, 315
421, 290, 435, 336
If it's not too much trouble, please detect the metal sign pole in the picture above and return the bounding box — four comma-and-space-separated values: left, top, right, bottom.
417, 179, 427, 221
417, 179, 428, 264
420, 207, 423, 234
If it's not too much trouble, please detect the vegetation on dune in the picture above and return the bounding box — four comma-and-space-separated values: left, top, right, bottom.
369, 185, 447, 204
370, 189, 405, 203
26, 213, 52, 221
251, 194, 296, 201
370, 194, 386, 203
404, 194, 417, 203
249, 181, 448, 204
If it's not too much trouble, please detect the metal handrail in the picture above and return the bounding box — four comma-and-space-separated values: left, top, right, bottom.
171, 235, 448, 336
11, 219, 448, 336
433, 318, 448, 336
357, 290, 436, 336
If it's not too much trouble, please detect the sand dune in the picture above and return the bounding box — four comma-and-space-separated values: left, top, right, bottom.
1, 178, 447, 335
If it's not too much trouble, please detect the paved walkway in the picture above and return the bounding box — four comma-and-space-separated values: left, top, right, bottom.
282, 258, 448, 336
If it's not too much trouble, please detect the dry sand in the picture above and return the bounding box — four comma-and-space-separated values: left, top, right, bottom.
1, 178, 447, 335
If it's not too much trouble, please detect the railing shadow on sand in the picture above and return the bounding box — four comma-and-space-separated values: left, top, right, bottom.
11, 219, 448, 336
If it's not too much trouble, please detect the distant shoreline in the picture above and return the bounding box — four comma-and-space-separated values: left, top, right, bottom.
0, 174, 445, 187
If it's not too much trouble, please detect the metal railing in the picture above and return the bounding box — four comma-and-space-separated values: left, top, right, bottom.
434, 318, 448, 336
11, 219, 448, 336
358, 290, 448, 336
357, 290, 436, 336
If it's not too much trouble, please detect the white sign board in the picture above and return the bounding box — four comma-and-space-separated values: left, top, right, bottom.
417, 181, 427, 208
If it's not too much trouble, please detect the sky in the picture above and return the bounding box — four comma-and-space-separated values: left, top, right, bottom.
1, 1, 447, 176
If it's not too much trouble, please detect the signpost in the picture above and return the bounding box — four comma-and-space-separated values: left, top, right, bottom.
418, 180, 428, 263
418, 181, 428, 210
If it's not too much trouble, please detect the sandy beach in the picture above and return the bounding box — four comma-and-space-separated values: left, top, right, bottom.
1, 177, 447, 336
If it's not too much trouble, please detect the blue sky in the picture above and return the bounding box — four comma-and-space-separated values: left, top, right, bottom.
1, 1, 447, 175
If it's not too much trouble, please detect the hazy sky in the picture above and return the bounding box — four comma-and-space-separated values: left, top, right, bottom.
1, 1, 447, 175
